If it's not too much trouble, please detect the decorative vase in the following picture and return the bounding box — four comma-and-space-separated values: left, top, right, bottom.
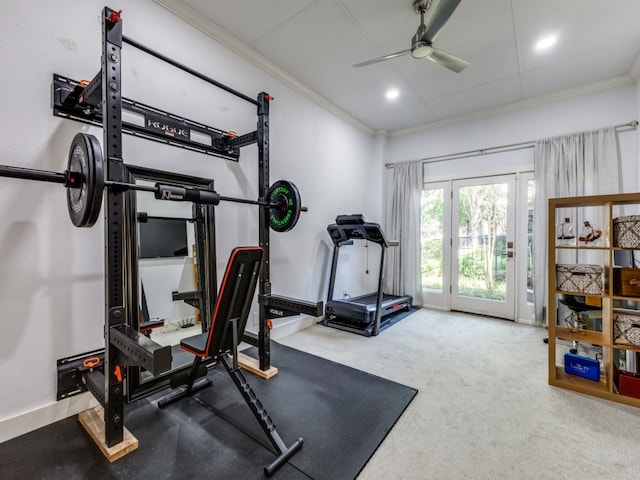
578, 221, 602, 245
557, 217, 575, 245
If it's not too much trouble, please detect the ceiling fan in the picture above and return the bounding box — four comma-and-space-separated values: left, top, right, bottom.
353, 0, 469, 73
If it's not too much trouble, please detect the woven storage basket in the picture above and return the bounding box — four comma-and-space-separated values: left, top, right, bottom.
555, 264, 603, 295
613, 215, 640, 248
613, 308, 640, 346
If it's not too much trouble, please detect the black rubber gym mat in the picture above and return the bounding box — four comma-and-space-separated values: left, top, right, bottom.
194, 342, 418, 480
0, 342, 417, 480
0, 395, 306, 480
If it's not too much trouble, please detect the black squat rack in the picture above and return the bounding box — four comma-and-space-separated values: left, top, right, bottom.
50, 7, 322, 451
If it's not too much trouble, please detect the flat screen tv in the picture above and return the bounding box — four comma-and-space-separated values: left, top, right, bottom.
138, 218, 189, 258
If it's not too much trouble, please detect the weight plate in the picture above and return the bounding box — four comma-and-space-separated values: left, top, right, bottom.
66, 133, 104, 227
268, 180, 301, 233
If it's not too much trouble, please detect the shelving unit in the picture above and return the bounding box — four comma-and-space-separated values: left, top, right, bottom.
548, 192, 640, 408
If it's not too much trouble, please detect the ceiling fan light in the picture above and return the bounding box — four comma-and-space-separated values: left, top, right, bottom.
411, 43, 433, 59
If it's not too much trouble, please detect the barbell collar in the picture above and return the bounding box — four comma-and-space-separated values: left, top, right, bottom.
154, 184, 221, 205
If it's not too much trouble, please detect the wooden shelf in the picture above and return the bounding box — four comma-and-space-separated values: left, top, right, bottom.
556, 290, 605, 298
612, 343, 640, 353
610, 391, 640, 408
548, 192, 640, 409
555, 245, 609, 251
549, 192, 640, 206
554, 326, 605, 344
553, 369, 640, 407
552, 366, 609, 393
612, 295, 640, 302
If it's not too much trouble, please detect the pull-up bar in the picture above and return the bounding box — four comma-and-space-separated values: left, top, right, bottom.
122, 35, 259, 106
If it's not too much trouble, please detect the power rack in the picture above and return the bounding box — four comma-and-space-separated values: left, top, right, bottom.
53, 6, 322, 452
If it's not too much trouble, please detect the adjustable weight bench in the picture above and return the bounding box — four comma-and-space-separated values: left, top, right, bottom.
157, 246, 303, 477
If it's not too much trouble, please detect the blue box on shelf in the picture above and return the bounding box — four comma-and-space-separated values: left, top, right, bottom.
564, 353, 601, 381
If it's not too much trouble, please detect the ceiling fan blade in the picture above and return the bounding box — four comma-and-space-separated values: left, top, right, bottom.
353, 48, 412, 68
422, 0, 462, 43
427, 47, 469, 73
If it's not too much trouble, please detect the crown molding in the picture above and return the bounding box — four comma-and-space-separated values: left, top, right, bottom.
628, 51, 640, 82
153, 0, 374, 136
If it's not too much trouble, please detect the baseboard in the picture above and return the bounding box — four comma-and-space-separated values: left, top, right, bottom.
516, 318, 536, 325
270, 315, 317, 340
0, 392, 99, 444
419, 304, 448, 312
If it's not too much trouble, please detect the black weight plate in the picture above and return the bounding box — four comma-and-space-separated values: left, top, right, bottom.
66, 133, 104, 227
268, 180, 301, 232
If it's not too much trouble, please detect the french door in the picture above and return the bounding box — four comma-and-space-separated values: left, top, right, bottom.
451, 175, 516, 319
421, 173, 534, 322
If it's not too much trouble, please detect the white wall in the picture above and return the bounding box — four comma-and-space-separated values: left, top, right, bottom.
383, 84, 640, 259
385, 84, 639, 197
0, 0, 379, 441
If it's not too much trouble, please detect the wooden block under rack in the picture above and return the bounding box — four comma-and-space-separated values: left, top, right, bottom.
78, 406, 138, 462
233, 352, 278, 379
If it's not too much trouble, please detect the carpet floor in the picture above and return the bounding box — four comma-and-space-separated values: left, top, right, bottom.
279, 309, 640, 480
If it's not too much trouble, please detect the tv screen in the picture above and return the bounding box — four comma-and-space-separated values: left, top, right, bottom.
138, 218, 189, 258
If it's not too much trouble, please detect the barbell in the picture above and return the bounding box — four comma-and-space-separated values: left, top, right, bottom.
0, 133, 306, 232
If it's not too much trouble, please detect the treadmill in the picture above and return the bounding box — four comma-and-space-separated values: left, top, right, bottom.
323, 214, 412, 336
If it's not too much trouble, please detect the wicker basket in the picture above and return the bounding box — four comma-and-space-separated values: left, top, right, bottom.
613, 215, 640, 248
555, 264, 603, 295
613, 308, 640, 346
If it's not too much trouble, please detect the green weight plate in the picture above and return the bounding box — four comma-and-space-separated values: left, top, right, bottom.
66, 133, 104, 227
268, 180, 301, 233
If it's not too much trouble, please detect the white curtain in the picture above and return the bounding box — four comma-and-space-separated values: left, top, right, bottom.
532, 127, 620, 324
386, 160, 423, 306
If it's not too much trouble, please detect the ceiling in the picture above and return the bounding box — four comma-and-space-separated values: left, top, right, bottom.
170, 0, 640, 134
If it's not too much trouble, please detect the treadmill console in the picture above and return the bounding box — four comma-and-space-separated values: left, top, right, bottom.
335, 214, 365, 225
327, 214, 388, 247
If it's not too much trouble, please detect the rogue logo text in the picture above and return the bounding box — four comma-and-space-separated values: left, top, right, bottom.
147, 119, 189, 139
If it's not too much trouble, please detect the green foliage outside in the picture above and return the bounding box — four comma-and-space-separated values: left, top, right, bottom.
421, 190, 443, 291
421, 184, 508, 300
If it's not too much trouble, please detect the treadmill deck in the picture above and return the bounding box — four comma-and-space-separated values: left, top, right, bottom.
326, 293, 412, 324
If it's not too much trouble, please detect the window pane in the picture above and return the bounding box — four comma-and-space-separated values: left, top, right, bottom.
457, 183, 508, 301
421, 189, 444, 292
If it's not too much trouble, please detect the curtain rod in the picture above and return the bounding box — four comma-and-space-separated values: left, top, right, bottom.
384, 120, 638, 168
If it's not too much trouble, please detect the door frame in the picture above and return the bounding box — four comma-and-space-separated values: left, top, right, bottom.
450, 174, 516, 319
515, 171, 535, 323
421, 172, 534, 322
421, 181, 452, 311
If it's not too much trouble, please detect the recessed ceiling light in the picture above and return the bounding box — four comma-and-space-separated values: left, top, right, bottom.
386, 89, 399, 100
535, 34, 557, 52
